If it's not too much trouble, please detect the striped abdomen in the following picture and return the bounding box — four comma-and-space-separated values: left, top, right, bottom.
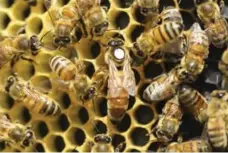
208, 116, 227, 150
107, 88, 129, 123
178, 85, 208, 122
23, 89, 61, 116
151, 22, 184, 46
49, 55, 76, 81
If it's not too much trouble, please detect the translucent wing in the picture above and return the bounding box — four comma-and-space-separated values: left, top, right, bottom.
108, 58, 120, 91
0, 113, 13, 130
123, 55, 136, 96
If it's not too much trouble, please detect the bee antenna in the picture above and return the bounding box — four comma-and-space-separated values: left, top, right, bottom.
91, 120, 100, 134
40, 30, 52, 43
44, 0, 55, 27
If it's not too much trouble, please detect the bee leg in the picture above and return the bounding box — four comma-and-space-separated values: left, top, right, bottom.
21, 56, 37, 65
87, 141, 94, 151
10, 55, 20, 68
115, 141, 126, 152
80, 95, 85, 105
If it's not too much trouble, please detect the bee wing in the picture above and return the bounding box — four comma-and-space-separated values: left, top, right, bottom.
0, 114, 12, 130
123, 56, 136, 96
221, 5, 228, 19
44, 0, 52, 10
22, 86, 44, 102
108, 59, 120, 90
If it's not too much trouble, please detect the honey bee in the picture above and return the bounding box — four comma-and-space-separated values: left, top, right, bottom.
160, 6, 183, 24
83, 4, 109, 38
4, 73, 61, 116
0, 113, 35, 148
165, 139, 212, 152
133, 0, 159, 16
153, 96, 183, 142
49, 55, 85, 81
194, 0, 228, 48
143, 67, 181, 102
107, 52, 136, 122
104, 38, 127, 67
0, 34, 42, 69
180, 23, 209, 78
45, 2, 82, 48
24, 0, 37, 6
178, 85, 208, 123
132, 22, 184, 65
88, 134, 125, 152
206, 90, 228, 150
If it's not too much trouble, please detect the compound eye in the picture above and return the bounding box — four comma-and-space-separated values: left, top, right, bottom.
89, 87, 96, 94
142, 8, 149, 14
63, 37, 71, 44
94, 27, 101, 34
26, 131, 33, 139
103, 21, 109, 27
94, 136, 100, 142
54, 37, 61, 44
105, 137, 111, 143
23, 140, 29, 147
137, 50, 144, 57
7, 77, 14, 84
216, 92, 225, 98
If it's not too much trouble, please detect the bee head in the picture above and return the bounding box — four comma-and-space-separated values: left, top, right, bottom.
93, 21, 109, 36
5, 74, 17, 92
30, 35, 42, 55
194, 0, 208, 5
132, 43, 146, 58
22, 129, 35, 147
53, 36, 71, 47
94, 134, 112, 144
83, 86, 96, 101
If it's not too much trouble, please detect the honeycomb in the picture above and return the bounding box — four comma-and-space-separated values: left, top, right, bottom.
0, 0, 227, 152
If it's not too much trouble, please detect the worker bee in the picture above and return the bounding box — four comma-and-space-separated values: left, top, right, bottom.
178, 85, 208, 123
104, 38, 127, 67
153, 96, 183, 142
0, 34, 42, 69
5, 73, 61, 116
143, 67, 181, 102
83, 4, 109, 39
107, 52, 136, 122
133, 0, 159, 16
131, 22, 184, 65
88, 134, 125, 152
180, 23, 209, 78
0, 113, 35, 148
24, 0, 37, 6
45, 2, 82, 48
165, 139, 212, 152
194, 0, 228, 48
49, 55, 85, 81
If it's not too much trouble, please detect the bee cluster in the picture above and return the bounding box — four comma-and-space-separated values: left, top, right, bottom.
0, 0, 228, 152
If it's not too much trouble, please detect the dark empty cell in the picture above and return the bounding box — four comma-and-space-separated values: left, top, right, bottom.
138, 83, 150, 102
90, 42, 101, 59
181, 11, 195, 30
98, 98, 107, 117
116, 0, 134, 8
59, 0, 70, 6
144, 62, 163, 79
127, 96, 135, 110
61, 93, 71, 109
179, 0, 195, 9
130, 25, 144, 42
74, 128, 86, 146
3, 13, 10, 29
100, 0, 110, 9
23, 7, 31, 19
21, 107, 31, 123
148, 142, 161, 152
128, 149, 140, 152
38, 121, 49, 138
112, 134, 125, 148
116, 114, 131, 132
58, 114, 70, 131
74, 28, 83, 42
130, 127, 149, 146
7, 0, 14, 7
156, 100, 166, 114
78, 107, 89, 124
32, 76, 52, 91
35, 143, 45, 152
164, 61, 178, 72
114, 11, 130, 29
159, 0, 175, 12
0, 142, 5, 151
54, 136, 65, 152
6, 95, 14, 109
134, 7, 146, 23
94, 120, 107, 134
135, 105, 154, 125
84, 61, 95, 78
133, 69, 141, 85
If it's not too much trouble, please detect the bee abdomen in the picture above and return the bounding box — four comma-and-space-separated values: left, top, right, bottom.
49, 55, 76, 81
152, 22, 183, 45
40, 99, 61, 116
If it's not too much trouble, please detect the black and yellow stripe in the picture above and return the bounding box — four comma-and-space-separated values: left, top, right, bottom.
152, 22, 183, 45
